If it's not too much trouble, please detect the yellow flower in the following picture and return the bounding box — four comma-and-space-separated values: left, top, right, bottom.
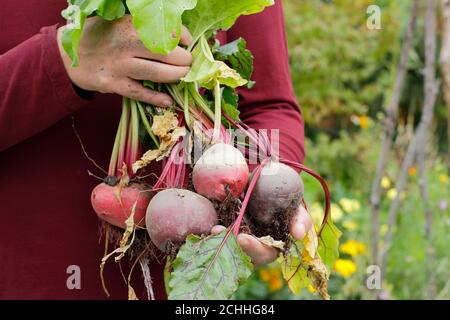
386, 188, 397, 200
331, 203, 344, 222
268, 277, 283, 292
408, 166, 417, 176
387, 188, 405, 200
343, 219, 358, 231
340, 240, 366, 257
259, 269, 272, 282
380, 224, 388, 236
307, 284, 316, 294
339, 198, 361, 213
381, 176, 391, 189
439, 174, 449, 184
359, 115, 369, 129
333, 259, 357, 277
259, 268, 283, 292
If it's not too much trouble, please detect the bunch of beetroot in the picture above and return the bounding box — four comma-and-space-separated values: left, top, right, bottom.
90, 94, 330, 255
63, 0, 334, 300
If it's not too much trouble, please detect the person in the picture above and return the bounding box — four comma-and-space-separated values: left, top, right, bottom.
0, 1, 307, 299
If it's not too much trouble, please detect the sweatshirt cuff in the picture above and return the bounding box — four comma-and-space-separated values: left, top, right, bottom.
39, 24, 93, 112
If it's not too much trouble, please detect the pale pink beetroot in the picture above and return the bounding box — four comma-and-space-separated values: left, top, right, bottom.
192, 143, 249, 201
91, 182, 153, 229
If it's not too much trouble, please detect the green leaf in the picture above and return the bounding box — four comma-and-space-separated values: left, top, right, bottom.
168, 232, 253, 300
318, 219, 342, 269
61, 5, 86, 67
221, 87, 240, 127
183, 0, 274, 45
126, 0, 197, 55
73, 0, 126, 19
61, 0, 125, 66
277, 255, 310, 295
182, 36, 247, 89
215, 38, 254, 86
96, 0, 126, 20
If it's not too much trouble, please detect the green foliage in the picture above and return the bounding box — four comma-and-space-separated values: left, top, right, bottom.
168, 232, 253, 300
284, 0, 402, 129
127, 0, 197, 55
61, 0, 126, 66
318, 219, 342, 269
182, 0, 274, 46
182, 36, 247, 89
215, 38, 255, 88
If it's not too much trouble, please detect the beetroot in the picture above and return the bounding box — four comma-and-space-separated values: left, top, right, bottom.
91, 182, 153, 229
192, 143, 249, 201
247, 161, 304, 225
146, 188, 218, 251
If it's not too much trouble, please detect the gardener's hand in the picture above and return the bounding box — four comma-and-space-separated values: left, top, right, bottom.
211, 205, 313, 267
57, 15, 192, 107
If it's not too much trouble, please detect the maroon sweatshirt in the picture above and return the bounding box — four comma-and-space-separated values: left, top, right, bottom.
0, 0, 304, 299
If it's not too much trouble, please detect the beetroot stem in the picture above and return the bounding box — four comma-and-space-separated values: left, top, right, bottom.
221, 112, 267, 156
129, 99, 140, 167
108, 111, 123, 176
136, 100, 159, 148
213, 80, 222, 142
231, 158, 270, 236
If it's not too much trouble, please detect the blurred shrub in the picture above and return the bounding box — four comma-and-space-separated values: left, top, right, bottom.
284, 0, 404, 133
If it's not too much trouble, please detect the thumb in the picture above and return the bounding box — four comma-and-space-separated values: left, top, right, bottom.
290, 205, 314, 240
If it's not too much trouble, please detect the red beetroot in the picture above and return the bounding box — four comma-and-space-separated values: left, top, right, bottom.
247, 161, 304, 225
192, 143, 249, 201
146, 188, 218, 251
91, 182, 153, 229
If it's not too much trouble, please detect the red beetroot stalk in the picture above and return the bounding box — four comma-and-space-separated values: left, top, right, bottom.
231, 158, 270, 236
280, 159, 330, 237
129, 99, 140, 166
153, 142, 186, 190
222, 111, 269, 157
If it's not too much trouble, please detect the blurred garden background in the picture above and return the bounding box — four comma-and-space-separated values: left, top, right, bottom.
235, 0, 450, 300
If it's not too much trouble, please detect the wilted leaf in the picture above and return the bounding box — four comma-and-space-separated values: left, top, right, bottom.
128, 285, 139, 300
277, 255, 310, 295
278, 225, 332, 299
133, 111, 186, 172
168, 232, 253, 300
151, 111, 179, 137
306, 257, 330, 300
100, 203, 137, 267
257, 236, 285, 251
302, 228, 319, 262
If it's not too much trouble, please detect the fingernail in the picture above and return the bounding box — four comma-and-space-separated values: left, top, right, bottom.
163, 99, 173, 107
237, 234, 249, 247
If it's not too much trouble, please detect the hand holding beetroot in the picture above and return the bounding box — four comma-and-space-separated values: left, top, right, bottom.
57, 15, 193, 107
